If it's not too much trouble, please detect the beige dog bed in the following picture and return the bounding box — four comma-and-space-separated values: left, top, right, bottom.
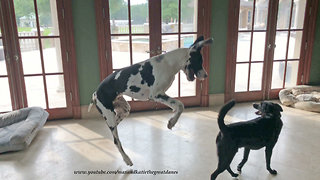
279, 85, 320, 112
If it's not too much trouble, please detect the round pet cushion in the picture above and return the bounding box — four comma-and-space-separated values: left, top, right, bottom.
279, 85, 320, 113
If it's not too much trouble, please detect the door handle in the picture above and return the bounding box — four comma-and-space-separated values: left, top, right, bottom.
14, 55, 19, 61
267, 44, 276, 49
156, 46, 166, 54
267, 44, 272, 49
157, 50, 166, 54
145, 50, 155, 55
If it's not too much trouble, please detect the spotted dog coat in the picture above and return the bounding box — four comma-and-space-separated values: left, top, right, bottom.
88, 36, 213, 166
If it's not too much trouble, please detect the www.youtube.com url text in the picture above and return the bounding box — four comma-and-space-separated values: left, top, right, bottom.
74, 169, 178, 176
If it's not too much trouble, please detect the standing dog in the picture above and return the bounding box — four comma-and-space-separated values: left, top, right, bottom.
88, 36, 213, 166
211, 100, 283, 180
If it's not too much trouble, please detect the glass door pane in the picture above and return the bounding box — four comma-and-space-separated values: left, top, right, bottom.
271, 0, 306, 89
0, 19, 13, 112
0, 37, 12, 112
0, 78, 12, 112
161, 0, 179, 33
0, 39, 8, 76
161, 34, 178, 52
109, 0, 129, 34
131, 0, 149, 34
111, 36, 131, 69
235, 0, 269, 92
181, 0, 198, 32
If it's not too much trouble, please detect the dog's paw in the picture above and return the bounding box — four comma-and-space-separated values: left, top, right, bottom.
123, 156, 133, 166
268, 169, 277, 175
167, 121, 174, 130
237, 167, 242, 173
125, 161, 133, 166
231, 173, 239, 177
237, 165, 242, 172
167, 117, 178, 129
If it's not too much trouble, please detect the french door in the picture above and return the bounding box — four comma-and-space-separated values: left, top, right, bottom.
225, 0, 319, 102
0, 0, 79, 119
95, 0, 211, 111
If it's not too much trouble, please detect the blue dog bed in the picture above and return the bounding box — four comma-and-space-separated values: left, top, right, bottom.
0, 107, 49, 153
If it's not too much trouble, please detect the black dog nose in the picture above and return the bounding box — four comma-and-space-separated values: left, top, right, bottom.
204, 73, 208, 78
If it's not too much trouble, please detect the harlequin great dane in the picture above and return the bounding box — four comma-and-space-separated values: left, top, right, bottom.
88, 36, 213, 166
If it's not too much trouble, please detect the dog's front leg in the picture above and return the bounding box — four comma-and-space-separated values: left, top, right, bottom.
152, 94, 184, 129
237, 148, 250, 172
265, 146, 277, 175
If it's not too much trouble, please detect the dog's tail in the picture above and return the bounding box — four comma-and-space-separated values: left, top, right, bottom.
88, 92, 97, 112
218, 100, 236, 133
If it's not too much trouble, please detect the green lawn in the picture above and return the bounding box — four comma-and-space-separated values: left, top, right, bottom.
17, 27, 53, 36
18, 27, 32, 32
43, 28, 52, 36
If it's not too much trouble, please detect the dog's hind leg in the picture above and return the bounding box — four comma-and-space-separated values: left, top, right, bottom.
211, 161, 226, 180
110, 126, 133, 166
96, 97, 133, 166
113, 96, 131, 125
265, 146, 277, 175
237, 147, 250, 172
152, 93, 184, 129
211, 145, 238, 179
211, 158, 238, 180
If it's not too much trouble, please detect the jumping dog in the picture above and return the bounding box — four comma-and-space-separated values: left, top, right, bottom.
88, 36, 213, 166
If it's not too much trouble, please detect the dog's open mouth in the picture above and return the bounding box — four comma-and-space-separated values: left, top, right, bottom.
187, 69, 195, 81
253, 103, 262, 115
255, 110, 262, 115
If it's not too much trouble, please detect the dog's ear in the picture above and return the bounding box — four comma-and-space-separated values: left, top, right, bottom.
190, 36, 213, 51
253, 103, 259, 109
198, 38, 213, 47
191, 36, 204, 46
274, 103, 283, 112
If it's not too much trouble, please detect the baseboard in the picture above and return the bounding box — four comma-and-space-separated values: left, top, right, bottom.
209, 93, 225, 107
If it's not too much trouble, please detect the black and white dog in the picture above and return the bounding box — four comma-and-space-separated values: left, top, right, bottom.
88, 36, 213, 166
211, 100, 283, 180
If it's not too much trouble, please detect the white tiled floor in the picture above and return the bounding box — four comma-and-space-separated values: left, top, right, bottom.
1, 102, 320, 180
